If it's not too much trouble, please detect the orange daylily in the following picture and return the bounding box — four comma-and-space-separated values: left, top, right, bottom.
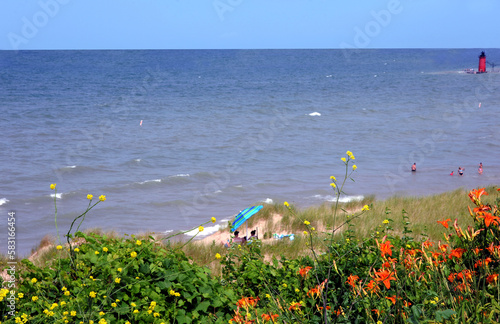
288, 302, 302, 311
237, 297, 259, 308
380, 240, 394, 257
298, 266, 313, 278
477, 212, 500, 227
469, 188, 488, 203
307, 287, 320, 298
486, 274, 499, 284
385, 295, 396, 304
261, 313, 279, 322
449, 248, 466, 259
365, 280, 380, 294
346, 275, 359, 289
374, 269, 397, 289
437, 219, 451, 228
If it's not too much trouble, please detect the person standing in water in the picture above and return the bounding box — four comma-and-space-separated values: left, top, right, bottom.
458, 167, 464, 176
411, 163, 416, 172
478, 163, 483, 175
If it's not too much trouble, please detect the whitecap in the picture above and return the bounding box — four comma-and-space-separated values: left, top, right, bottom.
308, 112, 321, 116
313, 194, 363, 203
184, 224, 221, 237
139, 179, 162, 184
0, 198, 9, 206
171, 174, 190, 178
64, 165, 77, 169
262, 198, 273, 204
50, 193, 63, 199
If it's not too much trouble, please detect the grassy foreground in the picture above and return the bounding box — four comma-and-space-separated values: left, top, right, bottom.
1, 154, 500, 323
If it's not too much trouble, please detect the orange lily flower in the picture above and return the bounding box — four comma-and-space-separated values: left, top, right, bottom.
477, 212, 500, 227
365, 280, 380, 294
374, 269, 396, 289
261, 314, 279, 322
449, 248, 466, 259
298, 266, 313, 278
486, 274, 499, 284
437, 219, 451, 228
237, 297, 259, 308
346, 274, 359, 289
307, 287, 320, 298
288, 302, 302, 311
469, 188, 488, 202
385, 295, 396, 304
380, 240, 394, 257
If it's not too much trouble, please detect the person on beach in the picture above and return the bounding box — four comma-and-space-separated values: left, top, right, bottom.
249, 230, 258, 241
233, 231, 246, 244
458, 167, 464, 176
478, 163, 483, 175
411, 163, 416, 172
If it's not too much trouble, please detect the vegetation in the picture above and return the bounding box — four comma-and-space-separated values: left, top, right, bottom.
1, 152, 500, 323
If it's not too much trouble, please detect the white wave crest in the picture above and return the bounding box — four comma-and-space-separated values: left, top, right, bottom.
0, 198, 9, 206
308, 112, 321, 116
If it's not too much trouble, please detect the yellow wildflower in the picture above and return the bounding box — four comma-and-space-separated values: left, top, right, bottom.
211, 217, 216, 223
304, 220, 310, 226
215, 253, 221, 259
198, 226, 204, 232
383, 219, 389, 224
95, 251, 99, 255
56, 245, 62, 250
362, 205, 370, 211
136, 240, 142, 245
341, 157, 346, 162
117, 268, 122, 272
103, 247, 108, 252
31, 278, 37, 283
352, 165, 357, 170
330, 183, 336, 188
284, 201, 289, 207
50, 183, 56, 190
74, 248, 80, 252
87, 194, 93, 200
130, 251, 137, 258
99, 195, 106, 201
89, 291, 96, 298
115, 278, 121, 284
32, 296, 39, 302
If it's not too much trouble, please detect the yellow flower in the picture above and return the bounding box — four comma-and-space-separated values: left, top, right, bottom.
87, 194, 93, 200
346, 238, 350, 243
50, 183, 56, 190
362, 205, 370, 211
115, 278, 121, 284
341, 157, 346, 162
282, 283, 287, 288
136, 240, 142, 246
330, 183, 336, 188
99, 311, 105, 316
351, 155, 355, 160
383, 219, 389, 224
95, 251, 99, 255
130, 251, 137, 258
133, 310, 139, 314
117, 268, 122, 272
215, 253, 221, 259
284, 201, 289, 207
111, 303, 117, 307
131, 302, 136, 307
103, 247, 108, 252
303, 231, 308, 235
154, 312, 160, 317
99, 195, 106, 201
198, 226, 204, 232
352, 165, 357, 170
330, 175, 336, 181
90, 321, 94, 324
116, 299, 120, 302
32, 296, 39, 301
311, 227, 315, 231
89, 291, 96, 298
64, 291, 70, 296
211, 217, 216, 223
169, 290, 176, 296
56, 245, 62, 250
304, 220, 310, 226
175, 292, 180, 297
377, 321, 383, 324
346, 150, 352, 157
70, 311, 76, 316
74, 248, 80, 252
266, 294, 271, 299
295, 288, 300, 293
31, 278, 37, 284
18, 293, 24, 298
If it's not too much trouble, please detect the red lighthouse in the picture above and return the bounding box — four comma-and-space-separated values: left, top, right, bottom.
478, 51, 486, 73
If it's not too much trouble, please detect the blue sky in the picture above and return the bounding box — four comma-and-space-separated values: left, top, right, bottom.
1, 0, 499, 50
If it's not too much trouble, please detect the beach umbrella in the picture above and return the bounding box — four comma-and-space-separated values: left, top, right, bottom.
231, 205, 263, 238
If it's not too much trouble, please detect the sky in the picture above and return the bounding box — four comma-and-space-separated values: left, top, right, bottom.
0, 0, 499, 50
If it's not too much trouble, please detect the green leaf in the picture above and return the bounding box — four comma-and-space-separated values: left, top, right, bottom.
195, 300, 211, 313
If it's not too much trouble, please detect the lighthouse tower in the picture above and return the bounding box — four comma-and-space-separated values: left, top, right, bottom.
478, 51, 486, 73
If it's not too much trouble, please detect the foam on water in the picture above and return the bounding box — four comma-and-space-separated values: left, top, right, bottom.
0, 198, 9, 206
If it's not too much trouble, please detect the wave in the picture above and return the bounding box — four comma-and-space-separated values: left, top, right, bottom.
0, 198, 9, 206
312, 194, 364, 203
261, 198, 273, 204
50, 193, 63, 199
308, 112, 321, 116
184, 224, 223, 237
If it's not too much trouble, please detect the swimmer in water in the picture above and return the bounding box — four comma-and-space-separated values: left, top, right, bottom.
458, 167, 464, 176
411, 163, 416, 172
478, 163, 483, 175
450, 171, 454, 176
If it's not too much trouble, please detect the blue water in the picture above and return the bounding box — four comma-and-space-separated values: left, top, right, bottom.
1, 49, 500, 257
